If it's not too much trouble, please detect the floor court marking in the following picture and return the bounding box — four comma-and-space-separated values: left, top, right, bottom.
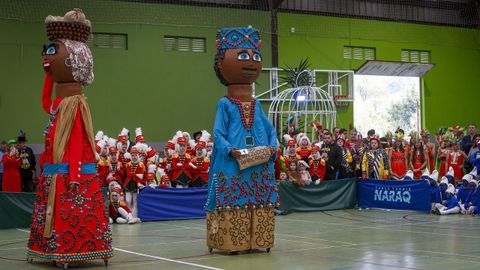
276, 233, 357, 246
16, 228, 222, 270
0, 238, 28, 244
114, 248, 224, 270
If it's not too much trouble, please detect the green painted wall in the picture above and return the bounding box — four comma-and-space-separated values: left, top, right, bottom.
0, 1, 271, 143
1, 1, 479, 143
278, 13, 480, 134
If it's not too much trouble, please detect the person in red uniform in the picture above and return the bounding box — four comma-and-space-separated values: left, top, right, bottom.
108, 185, 139, 224
145, 146, 158, 168
124, 147, 145, 218
144, 164, 158, 188
447, 140, 467, 182
96, 138, 110, 187
189, 141, 210, 187
27, 9, 112, 266
39, 137, 52, 173
108, 138, 125, 181
160, 140, 175, 179
283, 135, 300, 169
117, 128, 131, 169
389, 133, 408, 180
409, 138, 428, 179
171, 137, 192, 188
308, 145, 326, 184
296, 133, 312, 163
2, 140, 22, 192
421, 129, 436, 172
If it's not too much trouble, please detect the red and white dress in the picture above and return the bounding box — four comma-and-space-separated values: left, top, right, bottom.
447, 151, 464, 179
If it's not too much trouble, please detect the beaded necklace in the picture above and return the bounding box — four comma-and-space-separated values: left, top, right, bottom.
227, 96, 255, 131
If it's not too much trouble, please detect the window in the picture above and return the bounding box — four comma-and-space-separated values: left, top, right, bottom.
164, 36, 206, 53
87, 32, 127, 50
401, 49, 430, 63
343, 46, 375, 60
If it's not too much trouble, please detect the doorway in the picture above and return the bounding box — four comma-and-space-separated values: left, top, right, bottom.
354, 75, 421, 137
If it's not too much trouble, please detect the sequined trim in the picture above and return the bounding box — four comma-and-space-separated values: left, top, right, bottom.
27, 248, 113, 262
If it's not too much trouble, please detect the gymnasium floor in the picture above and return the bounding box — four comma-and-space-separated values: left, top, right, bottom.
0, 209, 479, 270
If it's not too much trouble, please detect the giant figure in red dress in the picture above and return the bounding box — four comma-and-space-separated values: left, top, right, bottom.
27, 9, 113, 267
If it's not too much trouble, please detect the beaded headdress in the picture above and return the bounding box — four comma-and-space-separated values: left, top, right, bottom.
216, 27, 261, 50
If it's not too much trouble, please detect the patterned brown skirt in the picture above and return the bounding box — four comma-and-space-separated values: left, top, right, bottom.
206, 207, 275, 252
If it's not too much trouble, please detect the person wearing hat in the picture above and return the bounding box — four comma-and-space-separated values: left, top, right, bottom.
297, 160, 312, 186
389, 132, 408, 180
28, 9, 112, 265
124, 146, 145, 218
336, 136, 353, 179
2, 140, 22, 192
362, 135, 390, 180
160, 140, 175, 180
457, 174, 473, 213
296, 133, 312, 163
446, 139, 468, 182
434, 184, 460, 215
117, 128, 131, 166
463, 177, 479, 215
437, 139, 452, 177
96, 137, 110, 187
17, 130, 36, 192
206, 27, 277, 253
309, 145, 326, 184
283, 134, 301, 170
171, 136, 192, 188
108, 183, 139, 224
107, 138, 125, 182
351, 134, 366, 178
409, 137, 428, 179
421, 129, 436, 172
189, 141, 210, 187
426, 171, 442, 211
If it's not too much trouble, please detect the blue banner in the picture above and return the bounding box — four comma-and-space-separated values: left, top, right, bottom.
358, 179, 431, 212
138, 187, 207, 221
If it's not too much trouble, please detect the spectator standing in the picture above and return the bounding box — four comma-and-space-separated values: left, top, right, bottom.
362, 136, 390, 180
462, 124, 477, 172
0, 140, 6, 191
2, 140, 22, 192
17, 130, 36, 192
320, 131, 342, 180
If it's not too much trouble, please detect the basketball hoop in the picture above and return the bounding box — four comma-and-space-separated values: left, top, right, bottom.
333, 95, 350, 109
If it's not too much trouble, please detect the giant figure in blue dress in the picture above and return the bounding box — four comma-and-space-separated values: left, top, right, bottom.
205, 27, 278, 253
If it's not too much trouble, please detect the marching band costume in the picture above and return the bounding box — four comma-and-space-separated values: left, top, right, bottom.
308, 145, 326, 184
171, 136, 192, 188
123, 147, 145, 218
190, 141, 210, 187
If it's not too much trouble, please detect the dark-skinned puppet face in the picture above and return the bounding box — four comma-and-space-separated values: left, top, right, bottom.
42, 41, 75, 83
42, 8, 93, 85
214, 27, 262, 86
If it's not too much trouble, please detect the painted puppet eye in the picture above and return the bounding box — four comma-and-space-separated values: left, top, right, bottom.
237, 52, 250, 61
253, 53, 262, 62
45, 44, 57, 55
